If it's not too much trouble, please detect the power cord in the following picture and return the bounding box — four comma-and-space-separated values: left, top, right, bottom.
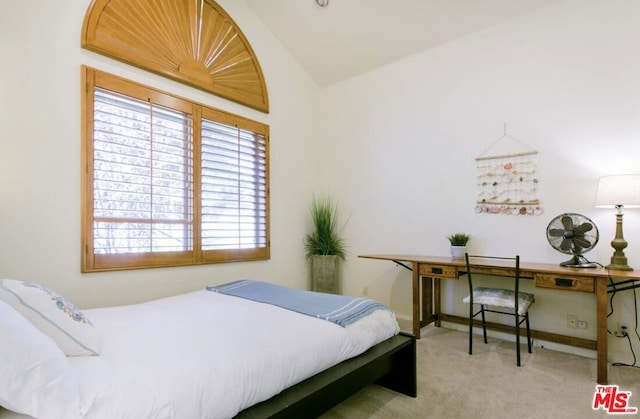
612, 332, 640, 369
608, 275, 640, 369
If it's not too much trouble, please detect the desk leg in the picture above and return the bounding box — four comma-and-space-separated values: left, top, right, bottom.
412, 262, 420, 338
434, 277, 441, 327
596, 277, 608, 384
422, 276, 432, 327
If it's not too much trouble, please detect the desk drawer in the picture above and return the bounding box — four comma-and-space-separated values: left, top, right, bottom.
535, 273, 595, 293
419, 264, 457, 279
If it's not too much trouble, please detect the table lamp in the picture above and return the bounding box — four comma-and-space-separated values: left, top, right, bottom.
594, 174, 640, 271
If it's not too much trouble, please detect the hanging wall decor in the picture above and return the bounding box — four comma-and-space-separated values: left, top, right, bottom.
475, 128, 542, 215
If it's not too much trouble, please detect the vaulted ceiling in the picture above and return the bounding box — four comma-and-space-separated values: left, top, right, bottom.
245, 0, 560, 87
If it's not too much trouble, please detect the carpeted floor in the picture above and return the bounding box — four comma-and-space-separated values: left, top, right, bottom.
321, 326, 640, 418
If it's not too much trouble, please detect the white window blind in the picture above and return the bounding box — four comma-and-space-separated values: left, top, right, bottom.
201, 120, 267, 250
92, 88, 194, 254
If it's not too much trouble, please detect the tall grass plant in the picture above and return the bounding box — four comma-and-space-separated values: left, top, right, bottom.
304, 195, 346, 260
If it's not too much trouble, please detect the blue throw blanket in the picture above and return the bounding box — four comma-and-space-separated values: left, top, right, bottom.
206, 280, 389, 327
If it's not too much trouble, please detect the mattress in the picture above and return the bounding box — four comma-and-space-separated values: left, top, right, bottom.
1, 286, 399, 419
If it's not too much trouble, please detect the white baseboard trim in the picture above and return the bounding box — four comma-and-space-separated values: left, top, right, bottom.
396, 314, 640, 366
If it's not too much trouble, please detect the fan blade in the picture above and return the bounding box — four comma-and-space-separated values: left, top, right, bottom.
560, 239, 573, 251
573, 223, 593, 234
549, 228, 567, 237
573, 237, 592, 249
561, 215, 574, 230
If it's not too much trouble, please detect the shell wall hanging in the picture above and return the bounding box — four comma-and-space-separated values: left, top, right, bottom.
475, 128, 542, 216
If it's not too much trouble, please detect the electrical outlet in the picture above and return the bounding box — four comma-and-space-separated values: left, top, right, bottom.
567, 314, 578, 329
577, 320, 587, 329
615, 322, 628, 337
621, 323, 629, 336
363, 286, 369, 296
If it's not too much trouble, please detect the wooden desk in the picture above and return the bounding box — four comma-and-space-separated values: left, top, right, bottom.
359, 254, 640, 385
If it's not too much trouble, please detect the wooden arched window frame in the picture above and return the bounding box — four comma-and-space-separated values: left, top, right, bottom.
82, 0, 269, 113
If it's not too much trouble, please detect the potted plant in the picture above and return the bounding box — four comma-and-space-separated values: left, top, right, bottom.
447, 233, 471, 259
304, 195, 346, 294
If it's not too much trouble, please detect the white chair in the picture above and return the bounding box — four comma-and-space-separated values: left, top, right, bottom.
463, 254, 535, 366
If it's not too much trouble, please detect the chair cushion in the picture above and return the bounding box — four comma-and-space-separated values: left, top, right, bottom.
463, 287, 534, 316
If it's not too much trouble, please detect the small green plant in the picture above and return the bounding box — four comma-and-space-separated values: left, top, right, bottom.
447, 233, 471, 246
304, 195, 346, 260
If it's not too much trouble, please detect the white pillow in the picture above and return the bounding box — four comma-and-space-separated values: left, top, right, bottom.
0, 279, 100, 356
0, 300, 81, 419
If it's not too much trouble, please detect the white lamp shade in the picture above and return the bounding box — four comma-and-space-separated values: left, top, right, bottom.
594, 174, 640, 208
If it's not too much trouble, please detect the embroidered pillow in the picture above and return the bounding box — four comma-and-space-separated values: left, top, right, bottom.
0, 279, 100, 356
0, 300, 81, 418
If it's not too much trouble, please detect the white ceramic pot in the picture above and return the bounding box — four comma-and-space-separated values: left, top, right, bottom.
450, 245, 467, 259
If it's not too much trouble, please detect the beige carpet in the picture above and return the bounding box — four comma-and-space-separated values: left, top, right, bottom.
321, 326, 640, 419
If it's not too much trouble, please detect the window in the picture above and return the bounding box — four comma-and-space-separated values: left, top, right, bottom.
82, 67, 269, 272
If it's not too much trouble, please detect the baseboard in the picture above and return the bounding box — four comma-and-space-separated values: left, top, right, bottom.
440, 320, 598, 360
395, 315, 413, 333
395, 312, 638, 366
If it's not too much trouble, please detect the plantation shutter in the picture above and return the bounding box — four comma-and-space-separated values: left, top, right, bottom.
92, 88, 194, 254
83, 67, 269, 271
201, 117, 268, 259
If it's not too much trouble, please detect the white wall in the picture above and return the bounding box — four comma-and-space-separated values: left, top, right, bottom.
0, 0, 321, 308
318, 0, 640, 361
2, 0, 639, 363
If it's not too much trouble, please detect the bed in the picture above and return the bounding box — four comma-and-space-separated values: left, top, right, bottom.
0, 279, 416, 419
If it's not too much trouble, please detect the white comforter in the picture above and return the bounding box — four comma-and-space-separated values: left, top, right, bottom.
7, 289, 398, 419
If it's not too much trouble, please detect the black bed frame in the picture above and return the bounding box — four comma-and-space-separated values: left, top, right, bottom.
235, 332, 416, 418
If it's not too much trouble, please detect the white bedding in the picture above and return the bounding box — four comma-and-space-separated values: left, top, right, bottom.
2, 288, 399, 419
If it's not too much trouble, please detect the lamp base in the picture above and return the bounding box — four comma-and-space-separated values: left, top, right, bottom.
606, 262, 633, 271
606, 252, 632, 271
606, 211, 633, 271
606, 244, 632, 271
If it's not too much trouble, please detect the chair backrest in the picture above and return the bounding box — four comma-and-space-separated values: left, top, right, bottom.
464, 253, 521, 311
